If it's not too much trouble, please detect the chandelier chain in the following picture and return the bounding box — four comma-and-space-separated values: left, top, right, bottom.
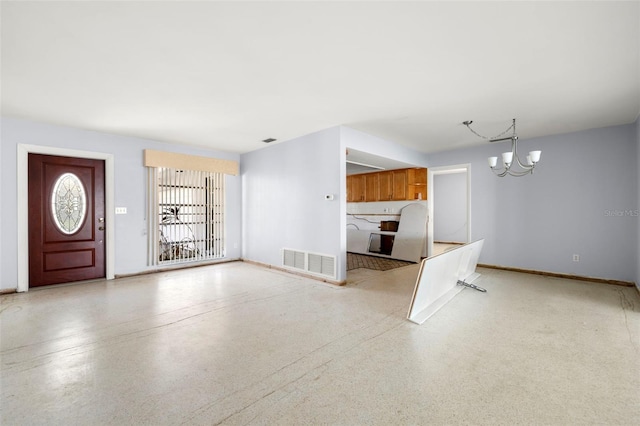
464, 121, 515, 140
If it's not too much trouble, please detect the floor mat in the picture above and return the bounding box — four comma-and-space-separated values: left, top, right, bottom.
347, 252, 415, 271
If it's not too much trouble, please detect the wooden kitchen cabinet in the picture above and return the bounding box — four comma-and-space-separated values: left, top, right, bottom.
347, 167, 427, 202
391, 169, 407, 200
378, 171, 392, 200
407, 168, 427, 200
364, 173, 379, 202
347, 174, 365, 202
407, 168, 427, 185
378, 170, 408, 201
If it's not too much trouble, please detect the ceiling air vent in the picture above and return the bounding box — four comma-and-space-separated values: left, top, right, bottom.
262, 138, 277, 143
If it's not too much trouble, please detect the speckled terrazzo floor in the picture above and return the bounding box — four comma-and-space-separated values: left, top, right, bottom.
1, 261, 639, 424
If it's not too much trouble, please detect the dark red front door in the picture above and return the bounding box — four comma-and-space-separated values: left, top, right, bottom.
28, 154, 106, 287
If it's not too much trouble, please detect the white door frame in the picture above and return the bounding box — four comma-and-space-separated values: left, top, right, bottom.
427, 164, 471, 257
17, 144, 115, 292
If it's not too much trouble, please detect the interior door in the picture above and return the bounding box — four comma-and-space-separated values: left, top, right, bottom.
28, 154, 106, 287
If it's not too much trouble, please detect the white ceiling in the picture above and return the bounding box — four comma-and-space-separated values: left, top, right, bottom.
2, 1, 639, 154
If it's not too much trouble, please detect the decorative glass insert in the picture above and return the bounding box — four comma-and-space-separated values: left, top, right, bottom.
51, 173, 86, 234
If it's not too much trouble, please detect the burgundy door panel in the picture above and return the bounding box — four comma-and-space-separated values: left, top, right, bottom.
28, 154, 106, 287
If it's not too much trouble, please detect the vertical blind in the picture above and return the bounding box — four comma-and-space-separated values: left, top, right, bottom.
147, 167, 225, 266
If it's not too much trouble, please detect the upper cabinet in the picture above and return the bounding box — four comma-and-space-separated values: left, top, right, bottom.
378, 171, 393, 200
391, 169, 408, 200
348, 168, 427, 202
347, 174, 365, 202
364, 173, 379, 202
407, 168, 427, 201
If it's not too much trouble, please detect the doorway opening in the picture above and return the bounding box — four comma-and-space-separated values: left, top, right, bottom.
427, 165, 471, 258
345, 149, 427, 281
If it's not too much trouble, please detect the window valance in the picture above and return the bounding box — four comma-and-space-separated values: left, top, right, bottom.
144, 149, 239, 176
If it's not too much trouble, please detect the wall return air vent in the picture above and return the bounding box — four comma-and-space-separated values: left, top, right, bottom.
282, 248, 336, 280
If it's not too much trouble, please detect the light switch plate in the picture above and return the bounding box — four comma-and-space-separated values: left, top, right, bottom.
115, 207, 127, 215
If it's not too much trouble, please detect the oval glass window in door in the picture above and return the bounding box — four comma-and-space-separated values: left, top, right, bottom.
51, 172, 87, 234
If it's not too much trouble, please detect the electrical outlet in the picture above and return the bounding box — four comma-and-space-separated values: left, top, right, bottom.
573, 254, 580, 262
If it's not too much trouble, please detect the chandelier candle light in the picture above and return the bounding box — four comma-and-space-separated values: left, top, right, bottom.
463, 118, 541, 177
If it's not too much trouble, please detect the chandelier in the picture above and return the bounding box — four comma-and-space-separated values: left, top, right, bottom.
463, 118, 541, 177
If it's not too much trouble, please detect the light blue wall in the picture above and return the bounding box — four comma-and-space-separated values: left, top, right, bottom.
428, 123, 638, 283
0, 120, 3, 285
0, 117, 242, 290
3, 117, 636, 288
240, 125, 430, 282
241, 127, 344, 279
636, 117, 640, 289
433, 172, 467, 243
